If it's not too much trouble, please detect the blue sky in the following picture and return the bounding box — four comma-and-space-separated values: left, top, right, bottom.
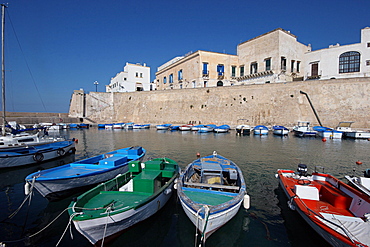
1, 0, 369, 113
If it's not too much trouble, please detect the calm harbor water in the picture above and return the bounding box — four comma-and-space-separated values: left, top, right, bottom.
0, 127, 369, 247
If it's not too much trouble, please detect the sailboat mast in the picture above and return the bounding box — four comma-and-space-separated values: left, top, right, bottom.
1, 4, 6, 136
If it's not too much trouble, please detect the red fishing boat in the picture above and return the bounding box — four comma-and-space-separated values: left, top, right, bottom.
277, 164, 370, 247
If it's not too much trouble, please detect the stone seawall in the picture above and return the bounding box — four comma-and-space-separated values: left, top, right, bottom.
69, 77, 370, 128
1, 112, 79, 125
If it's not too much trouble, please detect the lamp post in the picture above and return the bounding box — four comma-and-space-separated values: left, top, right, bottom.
94, 81, 99, 92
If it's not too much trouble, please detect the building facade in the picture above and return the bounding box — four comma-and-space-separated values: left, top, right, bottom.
155, 27, 370, 90
106, 63, 152, 92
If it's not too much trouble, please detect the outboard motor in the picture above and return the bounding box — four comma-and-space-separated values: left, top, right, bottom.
364, 169, 370, 178
297, 164, 308, 177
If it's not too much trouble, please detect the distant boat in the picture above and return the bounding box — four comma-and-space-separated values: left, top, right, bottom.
272, 125, 289, 136
313, 126, 342, 139
345, 168, 370, 197
198, 124, 216, 133
177, 151, 249, 245
191, 124, 204, 131
78, 123, 89, 129
336, 121, 370, 139
253, 125, 268, 135
170, 125, 180, 131
156, 124, 171, 130
236, 125, 251, 135
214, 125, 230, 133
97, 124, 105, 128
25, 146, 145, 200
68, 157, 179, 245
69, 123, 78, 128
179, 124, 193, 131
292, 121, 317, 137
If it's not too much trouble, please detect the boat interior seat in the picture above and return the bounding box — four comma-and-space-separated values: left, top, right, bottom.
99, 156, 128, 167
360, 177, 370, 189
294, 185, 319, 200
319, 185, 352, 209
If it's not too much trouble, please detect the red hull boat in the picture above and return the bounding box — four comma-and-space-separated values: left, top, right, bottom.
277, 164, 370, 247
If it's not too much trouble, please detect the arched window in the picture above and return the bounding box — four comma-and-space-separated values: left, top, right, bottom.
339, 51, 360, 73
217, 81, 223, 87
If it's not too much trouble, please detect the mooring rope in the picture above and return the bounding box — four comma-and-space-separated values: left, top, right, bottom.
100, 206, 112, 247
56, 211, 82, 246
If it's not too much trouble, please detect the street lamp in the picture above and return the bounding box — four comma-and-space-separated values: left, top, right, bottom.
94, 81, 99, 92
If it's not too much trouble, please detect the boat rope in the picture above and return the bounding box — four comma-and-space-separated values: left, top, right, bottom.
194, 205, 210, 247
56, 211, 83, 246
200, 205, 210, 246
100, 206, 112, 247
1, 177, 36, 222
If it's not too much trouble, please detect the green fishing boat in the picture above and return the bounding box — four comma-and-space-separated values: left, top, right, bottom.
68, 157, 179, 245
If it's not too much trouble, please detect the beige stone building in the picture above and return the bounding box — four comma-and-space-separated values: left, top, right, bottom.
155, 50, 238, 90
156, 27, 370, 89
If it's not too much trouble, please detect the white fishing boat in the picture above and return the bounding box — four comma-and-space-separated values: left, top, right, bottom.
235, 125, 251, 135
177, 151, 250, 245
336, 121, 370, 139
345, 169, 370, 197
292, 121, 317, 137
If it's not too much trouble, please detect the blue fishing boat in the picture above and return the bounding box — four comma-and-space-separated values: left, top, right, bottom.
198, 124, 216, 133
156, 124, 172, 130
272, 125, 289, 136
25, 146, 146, 200
253, 125, 269, 135
170, 125, 180, 131
313, 126, 342, 139
69, 123, 78, 128
214, 125, 230, 133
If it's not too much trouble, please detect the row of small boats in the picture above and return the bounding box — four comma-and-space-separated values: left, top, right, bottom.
21, 147, 249, 246
156, 123, 232, 133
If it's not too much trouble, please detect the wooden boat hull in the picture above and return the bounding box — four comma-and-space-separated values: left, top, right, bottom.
0, 140, 76, 168
72, 181, 175, 244
277, 168, 370, 247
25, 146, 145, 199
68, 158, 179, 244
177, 153, 248, 242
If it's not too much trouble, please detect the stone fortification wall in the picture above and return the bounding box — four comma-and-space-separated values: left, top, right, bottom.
69, 77, 370, 128
0, 112, 79, 125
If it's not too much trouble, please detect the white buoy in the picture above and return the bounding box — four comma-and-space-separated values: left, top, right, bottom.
24, 183, 31, 195
243, 194, 250, 209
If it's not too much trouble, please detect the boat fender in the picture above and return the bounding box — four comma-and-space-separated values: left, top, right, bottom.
174, 178, 178, 190
164, 188, 172, 195
24, 183, 31, 195
57, 148, 65, 156
243, 194, 250, 209
33, 152, 44, 162
141, 162, 145, 169
287, 197, 296, 210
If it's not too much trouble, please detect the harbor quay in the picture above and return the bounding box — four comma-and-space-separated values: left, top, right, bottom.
69, 77, 370, 129
0, 112, 79, 126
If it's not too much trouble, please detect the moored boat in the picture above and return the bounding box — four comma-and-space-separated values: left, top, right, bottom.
198, 124, 216, 133
277, 164, 370, 247
235, 124, 251, 135
177, 151, 249, 245
292, 121, 317, 137
68, 157, 179, 245
345, 168, 370, 197
0, 140, 76, 168
313, 126, 342, 139
214, 125, 230, 133
272, 125, 289, 136
253, 125, 268, 135
25, 146, 145, 200
191, 124, 204, 131
156, 124, 172, 130
336, 121, 370, 139
179, 124, 193, 131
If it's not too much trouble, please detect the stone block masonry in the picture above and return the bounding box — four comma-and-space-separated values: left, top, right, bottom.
69, 77, 370, 129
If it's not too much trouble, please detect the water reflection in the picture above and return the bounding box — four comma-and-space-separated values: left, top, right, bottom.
0, 128, 369, 246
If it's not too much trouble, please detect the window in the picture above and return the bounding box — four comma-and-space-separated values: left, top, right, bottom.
240, 66, 244, 77
136, 72, 138, 77
204, 81, 208, 87
231, 66, 236, 77
178, 69, 183, 80
291, 60, 295, 72
203, 63, 208, 75
250, 62, 257, 74
265, 58, 271, 71
297, 61, 300, 73
366, 60, 370, 66
339, 51, 360, 73
368, 43, 370, 48
163, 77, 167, 84
281, 57, 287, 70
192, 81, 196, 88
124, 77, 127, 81
311, 63, 318, 76
217, 64, 224, 76
169, 74, 173, 83
140, 73, 143, 78
217, 81, 223, 87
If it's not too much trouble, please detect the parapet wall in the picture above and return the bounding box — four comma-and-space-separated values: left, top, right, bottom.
69, 77, 370, 128
0, 112, 79, 125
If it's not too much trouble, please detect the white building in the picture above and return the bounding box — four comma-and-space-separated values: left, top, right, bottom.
106, 62, 151, 92
304, 27, 370, 80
